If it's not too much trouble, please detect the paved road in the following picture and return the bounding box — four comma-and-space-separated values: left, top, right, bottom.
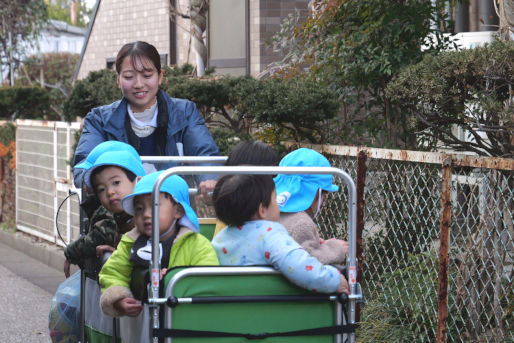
0, 241, 65, 343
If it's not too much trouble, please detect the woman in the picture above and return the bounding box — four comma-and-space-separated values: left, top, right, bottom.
73, 41, 219, 193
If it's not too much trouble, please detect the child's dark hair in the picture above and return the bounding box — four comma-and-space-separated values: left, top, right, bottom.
226, 141, 280, 167
213, 174, 275, 227
116, 41, 161, 74
91, 165, 136, 191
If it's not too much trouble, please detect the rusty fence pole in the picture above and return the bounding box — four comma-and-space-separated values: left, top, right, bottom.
437, 155, 453, 343
355, 149, 367, 322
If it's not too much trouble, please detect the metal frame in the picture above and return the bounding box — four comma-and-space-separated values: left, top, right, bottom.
148, 166, 362, 343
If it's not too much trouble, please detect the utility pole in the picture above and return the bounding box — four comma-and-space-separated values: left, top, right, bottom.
8, 31, 14, 86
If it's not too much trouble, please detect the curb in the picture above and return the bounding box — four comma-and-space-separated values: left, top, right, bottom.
0, 228, 77, 273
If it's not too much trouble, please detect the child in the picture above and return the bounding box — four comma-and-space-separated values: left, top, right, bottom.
212, 173, 349, 294
64, 141, 144, 278
212, 140, 280, 238
99, 171, 219, 318
275, 148, 348, 265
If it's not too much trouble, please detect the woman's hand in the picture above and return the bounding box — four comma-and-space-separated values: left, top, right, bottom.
114, 297, 143, 317
197, 179, 217, 202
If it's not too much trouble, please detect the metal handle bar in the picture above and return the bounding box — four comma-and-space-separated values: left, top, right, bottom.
141, 156, 227, 164
149, 166, 358, 343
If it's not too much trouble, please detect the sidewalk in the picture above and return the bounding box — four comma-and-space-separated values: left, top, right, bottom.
0, 228, 78, 294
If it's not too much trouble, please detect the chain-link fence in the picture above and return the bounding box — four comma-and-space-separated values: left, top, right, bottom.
309, 145, 513, 343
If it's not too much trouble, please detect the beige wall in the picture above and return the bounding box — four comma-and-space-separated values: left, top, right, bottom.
77, 0, 171, 80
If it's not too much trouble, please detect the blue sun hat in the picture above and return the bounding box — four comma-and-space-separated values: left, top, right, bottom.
75, 141, 139, 170
122, 171, 199, 232
273, 148, 339, 213
84, 150, 146, 189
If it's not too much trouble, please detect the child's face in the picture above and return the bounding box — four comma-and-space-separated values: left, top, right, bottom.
93, 166, 136, 214
133, 193, 184, 238
261, 189, 280, 222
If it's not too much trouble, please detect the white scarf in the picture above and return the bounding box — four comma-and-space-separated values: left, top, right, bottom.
128, 100, 158, 138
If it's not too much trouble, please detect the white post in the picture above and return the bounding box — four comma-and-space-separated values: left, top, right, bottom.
53, 123, 58, 243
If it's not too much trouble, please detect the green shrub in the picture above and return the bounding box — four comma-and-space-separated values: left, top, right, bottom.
387, 40, 514, 157
0, 86, 51, 119
63, 69, 120, 121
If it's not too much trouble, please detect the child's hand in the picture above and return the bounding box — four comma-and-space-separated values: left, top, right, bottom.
63, 259, 71, 278
96, 245, 115, 257
337, 275, 350, 294
337, 239, 349, 255
114, 297, 143, 317
160, 268, 168, 280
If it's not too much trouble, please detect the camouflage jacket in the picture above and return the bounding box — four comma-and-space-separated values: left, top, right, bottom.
64, 205, 118, 265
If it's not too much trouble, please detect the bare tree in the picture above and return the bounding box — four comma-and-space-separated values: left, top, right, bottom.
0, 0, 48, 85
170, 0, 209, 76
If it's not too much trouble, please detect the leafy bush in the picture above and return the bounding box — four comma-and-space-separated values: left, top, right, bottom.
0, 86, 51, 119
63, 69, 120, 121
387, 40, 514, 157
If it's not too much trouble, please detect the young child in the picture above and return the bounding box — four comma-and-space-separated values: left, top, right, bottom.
212, 140, 280, 238
212, 173, 349, 294
64, 141, 144, 277
275, 148, 348, 265
99, 171, 219, 318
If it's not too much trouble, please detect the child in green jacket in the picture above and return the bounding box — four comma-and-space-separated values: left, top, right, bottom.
99, 171, 219, 318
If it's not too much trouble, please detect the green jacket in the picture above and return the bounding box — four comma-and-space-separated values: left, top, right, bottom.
64, 205, 117, 265
99, 226, 219, 317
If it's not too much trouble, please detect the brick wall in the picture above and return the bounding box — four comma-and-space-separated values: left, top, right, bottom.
77, 0, 172, 79
248, 0, 309, 77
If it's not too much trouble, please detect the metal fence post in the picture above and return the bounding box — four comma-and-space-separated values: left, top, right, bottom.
437, 155, 453, 343
355, 149, 367, 322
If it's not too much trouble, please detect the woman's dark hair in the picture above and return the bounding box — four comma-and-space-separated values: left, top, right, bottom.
91, 165, 136, 191
116, 41, 161, 74
225, 141, 280, 167
213, 174, 275, 227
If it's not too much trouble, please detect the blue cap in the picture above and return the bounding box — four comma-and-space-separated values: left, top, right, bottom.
274, 148, 339, 213
122, 171, 199, 232
84, 150, 146, 189
75, 141, 139, 170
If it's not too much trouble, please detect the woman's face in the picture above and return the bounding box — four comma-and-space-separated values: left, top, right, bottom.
117, 56, 163, 113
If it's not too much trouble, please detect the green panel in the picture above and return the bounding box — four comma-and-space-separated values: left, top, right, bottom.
85, 325, 121, 343
162, 267, 336, 343
199, 223, 216, 241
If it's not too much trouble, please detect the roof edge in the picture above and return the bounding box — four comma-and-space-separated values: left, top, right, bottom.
72, 0, 101, 83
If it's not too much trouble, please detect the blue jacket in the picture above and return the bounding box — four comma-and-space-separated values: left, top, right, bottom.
73, 90, 220, 187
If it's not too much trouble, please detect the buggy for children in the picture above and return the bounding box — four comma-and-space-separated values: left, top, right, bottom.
145, 165, 363, 343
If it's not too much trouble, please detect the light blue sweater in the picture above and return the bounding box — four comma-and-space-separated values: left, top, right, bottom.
212, 220, 341, 293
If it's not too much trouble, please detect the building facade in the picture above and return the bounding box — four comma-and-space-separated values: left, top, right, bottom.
74, 0, 310, 80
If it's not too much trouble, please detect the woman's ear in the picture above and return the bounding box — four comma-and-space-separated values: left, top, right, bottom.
158, 69, 164, 86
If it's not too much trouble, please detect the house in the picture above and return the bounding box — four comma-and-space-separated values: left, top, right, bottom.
1, 19, 86, 85
73, 0, 310, 81
35, 19, 87, 55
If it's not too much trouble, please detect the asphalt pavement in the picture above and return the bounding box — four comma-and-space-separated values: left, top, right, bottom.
0, 229, 77, 343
